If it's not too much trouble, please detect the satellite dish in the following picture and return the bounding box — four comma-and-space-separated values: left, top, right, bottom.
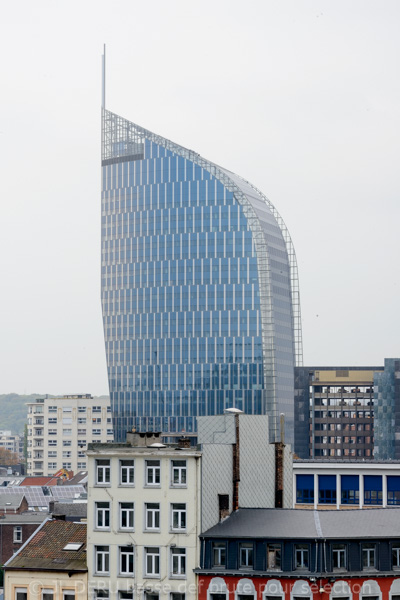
225, 407, 243, 414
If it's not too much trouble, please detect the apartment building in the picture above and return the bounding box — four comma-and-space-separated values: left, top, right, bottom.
0, 430, 24, 459
86, 430, 201, 600
26, 394, 113, 476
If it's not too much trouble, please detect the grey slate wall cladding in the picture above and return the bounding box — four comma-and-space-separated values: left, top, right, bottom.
374, 359, 400, 460
238, 416, 275, 508
198, 415, 293, 532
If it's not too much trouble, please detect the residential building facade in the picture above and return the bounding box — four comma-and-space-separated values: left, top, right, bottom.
26, 394, 113, 476
0, 511, 46, 565
0, 430, 24, 460
86, 430, 201, 600
101, 107, 303, 444
4, 519, 87, 600
197, 507, 400, 600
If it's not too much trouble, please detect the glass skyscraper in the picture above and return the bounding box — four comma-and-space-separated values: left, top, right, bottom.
101, 109, 302, 444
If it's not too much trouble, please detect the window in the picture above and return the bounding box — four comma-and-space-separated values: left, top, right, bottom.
120, 502, 134, 530
48, 429, 57, 436
387, 476, 400, 505
119, 545, 134, 575
63, 429, 72, 435
296, 474, 314, 504
13, 526, 22, 543
63, 417, 72, 425
364, 475, 383, 505
48, 440, 57, 446
362, 544, 376, 569
62, 406, 72, 413
78, 429, 86, 435
92, 429, 101, 435
92, 418, 102, 423
341, 475, 359, 505
48, 462, 57, 469
63, 592, 75, 600
78, 417, 86, 424
319, 475, 336, 504
332, 544, 346, 569
171, 547, 186, 577
146, 503, 160, 530
171, 460, 187, 486
96, 459, 111, 484
63, 462, 72, 469
15, 589, 27, 600
267, 543, 281, 570
171, 595, 185, 600
95, 545, 110, 574
63, 440, 72, 447
171, 503, 186, 530
107, 429, 113, 435
95, 501, 110, 529
212, 542, 226, 567
94, 592, 109, 600
42, 591, 54, 600
392, 544, 400, 569
63, 451, 71, 458
146, 460, 160, 485
78, 406, 86, 413
145, 547, 160, 576
295, 544, 309, 570
48, 451, 57, 457
77, 462, 86, 469
48, 406, 57, 413
48, 418, 57, 424
120, 459, 134, 485
239, 542, 253, 568
93, 406, 102, 413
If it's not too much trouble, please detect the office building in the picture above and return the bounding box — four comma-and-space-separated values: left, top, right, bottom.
101, 108, 302, 443
26, 395, 113, 476
294, 366, 382, 459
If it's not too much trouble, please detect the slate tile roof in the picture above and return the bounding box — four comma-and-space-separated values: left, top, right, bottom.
201, 507, 400, 539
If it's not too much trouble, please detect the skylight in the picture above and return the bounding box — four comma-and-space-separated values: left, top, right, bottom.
63, 542, 83, 551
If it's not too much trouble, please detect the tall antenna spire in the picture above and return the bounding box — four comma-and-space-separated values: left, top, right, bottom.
102, 44, 106, 109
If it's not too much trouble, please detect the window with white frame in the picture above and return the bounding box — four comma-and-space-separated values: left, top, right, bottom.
93, 406, 101, 413
42, 590, 54, 600
48, 406, 57, 413
77, 462, 86, 469
48, 440, 57, 446
62, 592, 75, 600
48, 450, 57, 457
96, 459, 111, 484
295, 544, 309, 570
78, 406, 86, 413
170, 547, 186, 577
95, 545, 110, 574
145, 547, 160, 576
62, 462, 72, 469
171, 503, 186, 530
95, 501, 110, 529
48, 429, 57, 436
63, 429, 72, 435
15, 589, 27, 600
212, 542, 226, 567
78, 417, 86, 424
393, 544, 400, 569
48, 462, 57, 469
92, 429, 101, 435
332, 544, 346, 570
120, 502, 134, 530
171, 459, 187, 486
63, 451, 71, 458
48, 418, 57, 424
13, 526, 22, 543
362, 544, 376, 569
239, 542, 253, 568
63, 440, 72, 447
78, 429, 86, 435
119, 545, 134, 575
120, 459, 134, 485
146, 503, 160, 530
146, 459, 160, 485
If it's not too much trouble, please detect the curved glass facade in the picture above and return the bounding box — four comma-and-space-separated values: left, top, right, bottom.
101, 109, 302, 444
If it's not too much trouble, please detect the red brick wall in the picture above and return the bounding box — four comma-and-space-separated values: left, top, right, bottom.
0, 523, 41, 564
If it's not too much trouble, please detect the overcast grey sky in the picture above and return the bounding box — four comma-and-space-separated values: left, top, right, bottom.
0, 0, 399, 396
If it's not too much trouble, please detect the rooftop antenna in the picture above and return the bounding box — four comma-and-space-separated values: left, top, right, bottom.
102, 44, 106, 109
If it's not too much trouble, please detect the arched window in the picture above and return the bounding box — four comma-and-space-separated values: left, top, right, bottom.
360, 579, 382, 600
263, 579, 285, 600
389, 578, 400, 600
207, 577, 229, 600
291, 580, 312, 600
330, 580, 352, 600
235, 579, 256, 600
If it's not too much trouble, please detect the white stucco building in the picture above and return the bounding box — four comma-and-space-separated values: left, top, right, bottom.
26, 394, 113, 476
86, 431, 201, 600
